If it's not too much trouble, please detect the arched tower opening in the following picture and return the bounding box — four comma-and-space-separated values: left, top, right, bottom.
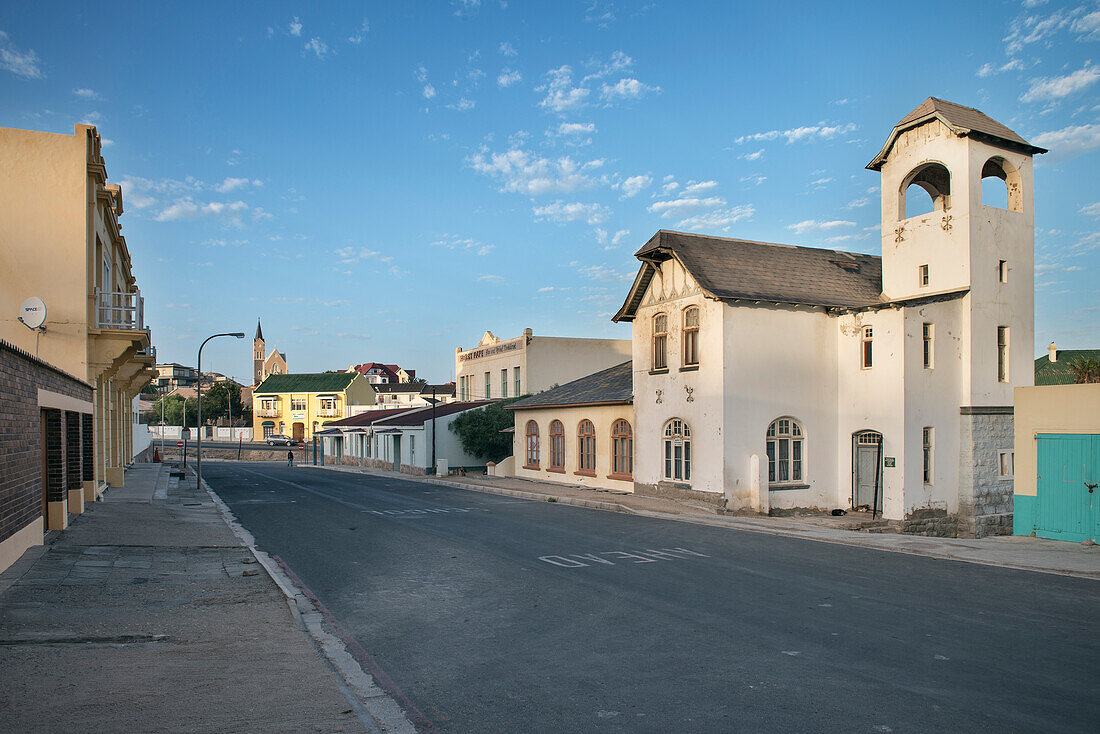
980, 156, 1022, 212
899, 162, 951, 220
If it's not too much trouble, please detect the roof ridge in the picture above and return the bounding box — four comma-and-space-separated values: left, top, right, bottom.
654, 229, 882, 261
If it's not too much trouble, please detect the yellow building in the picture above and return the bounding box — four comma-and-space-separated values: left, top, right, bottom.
253, 372, 376, 442
0, 123, 155, 543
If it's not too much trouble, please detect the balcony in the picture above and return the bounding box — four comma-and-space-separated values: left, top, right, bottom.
257, 408, 281, 418
95, 287, 145, 330
317, 408, 341, 418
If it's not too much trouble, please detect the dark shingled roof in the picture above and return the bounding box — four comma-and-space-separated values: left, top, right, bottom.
1034, 349, 1100, 386
506, 361, 633, 410
614, 230, 884, 321
868, 97, 1046, 170
254, 372, 357, 394
374, 400, 493, 427
373, 383, 424, 394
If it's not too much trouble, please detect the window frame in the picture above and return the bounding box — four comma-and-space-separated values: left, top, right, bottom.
918, 264, 929, 288
998, 260, 1008, 283
682, 306, 700, 367
514, 367, 521, 397
997, 450, 1014, 479
524, 420, 540, 469
548, 419, 565, 473
997, 326, 1010, 383
576, 419, 596, 476
652, 313, 668, 371
290, 396, 307, 412
766, 417, 805, 487
484, 371, 491, 399
662, 419, 691, 483
861, 326, 873, 370
610, 419, 633, 480
923, 427, 934, 485
501, 368, 508, 398
923, 322, 934, 370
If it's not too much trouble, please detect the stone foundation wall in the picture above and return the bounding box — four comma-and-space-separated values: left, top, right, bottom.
957, 409, 1015, 538
634, 481, 725, 508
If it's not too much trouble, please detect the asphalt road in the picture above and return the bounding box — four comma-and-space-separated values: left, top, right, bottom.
203, 462, 1100, 734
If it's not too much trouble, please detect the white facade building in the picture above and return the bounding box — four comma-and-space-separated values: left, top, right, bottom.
613, 98, 1043, 537
455, 329, 631, 402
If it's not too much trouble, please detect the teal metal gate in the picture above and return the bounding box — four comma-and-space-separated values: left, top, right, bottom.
1034, 434, 1099, 542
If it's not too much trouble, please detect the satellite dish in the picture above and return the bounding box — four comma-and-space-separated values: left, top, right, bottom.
19, 297, 46, 330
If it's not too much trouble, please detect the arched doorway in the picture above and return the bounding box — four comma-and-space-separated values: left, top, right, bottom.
852, 430, 883, 513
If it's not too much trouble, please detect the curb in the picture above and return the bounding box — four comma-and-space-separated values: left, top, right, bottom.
299, 463, 1100, 581
200, 476, 418, 733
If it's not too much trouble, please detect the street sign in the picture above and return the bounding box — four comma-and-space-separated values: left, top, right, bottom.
297, 444, 305, 451
176, 441, 184, 448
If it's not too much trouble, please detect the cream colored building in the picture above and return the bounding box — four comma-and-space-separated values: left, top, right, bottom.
455, 329, 631, 402
0, 123, 155, 532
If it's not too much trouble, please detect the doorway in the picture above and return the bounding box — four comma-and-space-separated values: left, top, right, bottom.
292, 422, 305, 442
40, 410, 49, 532
1035, 434, 1098, 542
852, 430, 883, 513
392, 435, 402, 472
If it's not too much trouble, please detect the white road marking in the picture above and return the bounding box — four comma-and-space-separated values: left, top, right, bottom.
538, 547, 709, 568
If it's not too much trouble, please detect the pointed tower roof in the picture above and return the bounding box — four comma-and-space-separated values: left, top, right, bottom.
255, 318, 264, 341
867, 97, 1047, 170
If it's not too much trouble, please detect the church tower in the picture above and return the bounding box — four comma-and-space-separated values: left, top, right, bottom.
253, 318, 266, 386
868, 97, 1046, 406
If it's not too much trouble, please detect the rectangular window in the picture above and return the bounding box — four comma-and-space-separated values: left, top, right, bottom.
997, 326, 1010, 382
861, 326, 873, 369
290, 397, 307, 411
923, 323, 934, 369
998, 450, 1014, 478
918, 264, 929, 288
652, 313, 668, 370
501, 369, 508, 398
923, 427, 933, 485
484, 372, 491, 399
683, 307, 700, 366
998, 260, 1008, 283
514, 367, 521, 396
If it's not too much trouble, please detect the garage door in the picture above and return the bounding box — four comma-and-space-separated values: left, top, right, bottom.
1036, 434, 1099, 542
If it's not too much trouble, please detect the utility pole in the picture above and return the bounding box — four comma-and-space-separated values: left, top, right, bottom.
196, 332, 245, 490
431, 386, 437, 474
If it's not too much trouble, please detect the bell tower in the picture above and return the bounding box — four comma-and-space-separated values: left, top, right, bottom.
253, 318, 266, 385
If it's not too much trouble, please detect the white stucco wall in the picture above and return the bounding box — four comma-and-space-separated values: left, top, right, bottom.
512, 404, 635, 492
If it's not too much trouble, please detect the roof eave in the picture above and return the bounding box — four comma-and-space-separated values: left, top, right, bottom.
506, 398, 633, 411
868, 113, 1047, 170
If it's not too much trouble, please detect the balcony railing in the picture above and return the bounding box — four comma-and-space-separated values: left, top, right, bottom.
95, 288, 145, 330
257, 408, 281, 418
317, 408, 341, 418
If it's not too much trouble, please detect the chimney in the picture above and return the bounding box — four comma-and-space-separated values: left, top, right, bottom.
1048, 342, 1057, 363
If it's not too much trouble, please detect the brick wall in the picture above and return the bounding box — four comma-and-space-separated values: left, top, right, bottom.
0, 341, 93, 545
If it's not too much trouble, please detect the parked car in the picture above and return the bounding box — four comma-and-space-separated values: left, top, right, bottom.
266, 434, 296, 446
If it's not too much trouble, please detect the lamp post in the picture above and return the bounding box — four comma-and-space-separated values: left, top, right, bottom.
197, 332, 245, 490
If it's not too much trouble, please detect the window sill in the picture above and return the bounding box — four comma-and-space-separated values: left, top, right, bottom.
607, 472, 633, 482
768, 483, 810, 491
660, 480, 691, 489
574, 469, 596, 477
679, 364, 699, 372
547, 466, 566, 474
648, 368, 669, 375
523, 464, 540, 471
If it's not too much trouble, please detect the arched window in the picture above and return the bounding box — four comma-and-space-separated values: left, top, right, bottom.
900, 162, 951, 219
682, 306, 700, 367
663, 419, 691, 482
549, 420, 565, 471
767, 417, 804, 485
611, 419, 633, 479
652, 313, 668, 370
577, 420, 596, 475
525, 420, 539, 468
981, 156, 1023, 212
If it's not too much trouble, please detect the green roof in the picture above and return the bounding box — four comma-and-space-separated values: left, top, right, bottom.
254, 372, 358, 394
1034, 350, 1100, 386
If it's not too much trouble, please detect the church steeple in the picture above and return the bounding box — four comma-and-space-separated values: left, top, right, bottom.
253, 319, 266, 386
255, 318, 264, 342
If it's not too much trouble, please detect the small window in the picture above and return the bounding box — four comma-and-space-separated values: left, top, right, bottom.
501, 369, 508, 398
611, 419, 633, 478
997, 326, 1010, 382
923, 427, 934, 485
923, 323, 934, 369
682, 306, 700, 367
998, 260, 1008, 284
514, 367, 521, 396
290, 397, 307, 411
484, 371, 491, 399
918, 264, 929, 288
549, 420, 565, 471
652, 313, 668, 370
861, 326, 873, 369
577, 420, 596, 475
998, 450, 1014, 479
524, 421, 539, 468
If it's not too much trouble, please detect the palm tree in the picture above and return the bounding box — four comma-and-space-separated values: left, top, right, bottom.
1070, 356, 1100, 384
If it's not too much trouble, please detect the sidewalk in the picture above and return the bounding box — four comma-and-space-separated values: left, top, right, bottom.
0, 463, 411, 733
304, 462, 1100, 581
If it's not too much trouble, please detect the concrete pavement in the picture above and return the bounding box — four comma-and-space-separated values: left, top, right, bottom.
300, 462, 1100, 580
0, 462, 412, 733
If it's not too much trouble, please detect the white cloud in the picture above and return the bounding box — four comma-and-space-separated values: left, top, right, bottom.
611, 229, 630, 245
0, 30, 44, 79
977, 59, 1023, 77
497, 68, 522, 87
1075, 10, 1100, 41
1032, 123, 1100, 159
557, 122, 595, 136
787, 219, 856, 235
1020, 64, 1100, 103
1079, 202, 1100, 217
582, 50, 633, 82
431, 234, 494, 256
594, 228, 608, 244
117, 175, 199, 210
1004, 7, 1075, 55
348, 18, 369, 44
844, 197, 870, 209
334, 246, 393, 264
619, 174, 652, 199
735, 122, 857, 145
740, 175, 767, 187
810, 177, 834, 186
304, 37, 328, 58
537, 286, 556, 292
217, 177, 251, 193
499, 41, 517, 56
73, 87, 100, 100
477, 274, 505, 282
648, 196, 726, 218
454, 0, 482, 15
446, 97, 475, 111
571, 262, 632, 282
682, 180, 718, 195
467, 147, 601, 195
532, 200, 609, 225
675, 205, 755, 232
538, 65, 589, 113
288, 17, 303, 37
739, 148, 764, 161
599, 77, 660, 104
423, 84, 436, 99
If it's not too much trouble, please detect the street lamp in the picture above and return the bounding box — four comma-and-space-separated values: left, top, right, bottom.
196, 332, 245, 490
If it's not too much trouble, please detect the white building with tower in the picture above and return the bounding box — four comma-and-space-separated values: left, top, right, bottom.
612, 98, 1043, 536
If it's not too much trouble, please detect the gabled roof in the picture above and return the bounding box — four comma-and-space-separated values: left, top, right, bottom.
867, 97, 1046, 170
373, 383, 423, 394
1034, 350, 1100, 386
420, 383, 456, 396
614, 230, 884, 321
325, 407, 420, 427
350, 362, 400, 380
374, 400, 493, 427
254, 372, 357, 394
506, 361, 633, 410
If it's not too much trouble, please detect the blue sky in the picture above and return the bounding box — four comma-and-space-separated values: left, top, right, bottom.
2, 1, 1098, 383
